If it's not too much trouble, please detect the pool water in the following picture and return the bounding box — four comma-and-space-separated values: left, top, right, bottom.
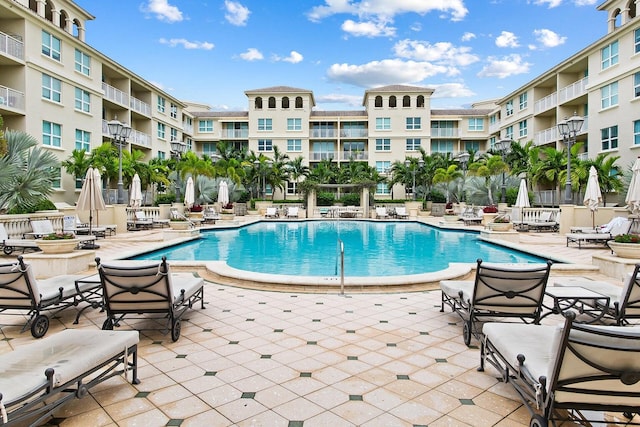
133, 221, 547, 277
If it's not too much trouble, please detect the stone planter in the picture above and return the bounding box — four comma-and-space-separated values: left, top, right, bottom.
221, 211, 234, 220
35, 239, 79, 254
443, 215, 460, 223
488, 222, 513, 232
170, 221, 191, 230
482, 213, 498, 226
607, 242, 640, 259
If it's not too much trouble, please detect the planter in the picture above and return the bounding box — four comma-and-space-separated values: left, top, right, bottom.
35, 239, 79, 254
482, 213, 498, 226
443, 214, 460, 223
607, 242, 640, 259
488, 222, 513, 232
221, 211, 234, 220
170, 221, 191, 230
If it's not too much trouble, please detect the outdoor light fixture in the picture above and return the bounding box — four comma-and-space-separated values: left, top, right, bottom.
170, 140, 187, 202
557, 113, 585, 204
107, 118, 132, 204
404, 158, 425, 201
495, 139, 511, 204
457, 152, 470, 203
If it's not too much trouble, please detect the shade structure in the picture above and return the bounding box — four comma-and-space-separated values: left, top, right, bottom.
184, 176, 195, 209
218, 180, 229, 207
583, 166, 603, 228
76, 167, 106, 248
626, 158, 640, 215
129, 174, 143, 208
514, 179, 530, 208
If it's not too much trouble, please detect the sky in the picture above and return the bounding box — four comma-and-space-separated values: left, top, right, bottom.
74, 0, 606, 112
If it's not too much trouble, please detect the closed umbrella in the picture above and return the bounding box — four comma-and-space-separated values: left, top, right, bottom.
626, 157, 640, 215
218, 180, 229, 207
184, 176, 195, 210
129, 173, 142, 208
583, 166, 602, 229
514, 178, 529, 225
76, 167, 105, 249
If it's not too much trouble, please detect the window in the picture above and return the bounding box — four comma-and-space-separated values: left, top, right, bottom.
464, 141, 480, 151
376, 182, 391, 195
258, 118, 272, 131
287, 118, 302, 131
75, 129, 90, 151
157, 123, 166, 139
601, 40, 619, 69
389, 96, 397, 108
287, 139, 302, 151
505, 125, 514, 140
601, 81, 618, 109
406, 138, 421, 151
42, 74, 61, 102
198, 120, 214, 132
406, 117, 421, 130
519, 92, 528, 110
42, 121, 62, 147
468, 118, 483, 131
417, 95, 425, 108
431, 139, 453, 153
41, 31, 61, 61
505, 100, 513, 116
375, 117, 391, 130
157, 96, 165, 113
51, 168, 61, 189
255, 97, 263, 109
431, 121, 455, 137
295, 96, 303, 108
268, 97, 276, 108
490, 114, 498, 125
519, 120, 528, 138
636, 28, 640, 54
287, 182, 297, 195
403, 95, 410, 107
282, 97, 289, 109
601, 125, 618, 150
74, 87, 90, 112
635, 72, 640, 98
376, 161, 391, 173
312, 142, 335, 160
375, 138, 391, 151
343, 142, 365, 159
375, 96, 383, 107
170, 103, 177, 119
74, 49, 90, 75
635, 120, 640, 145
202, 142, 217, 155
158, 151, 166, 160
170, 127, 178, 141
258, 139, 273, 151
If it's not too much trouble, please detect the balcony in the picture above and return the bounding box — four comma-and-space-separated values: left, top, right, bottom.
488, 120, 501, 134
130, 96, 150, 117
0, 85, 25, 111
221, 129, 249, 139
102, 82, 129, 107
101, 120, 151, 148
340, 151, 369, 161
310, 152, 336, 161
534, 116, 588, 146
340, 129, 367, 138
430, 128, 460, 138
183, 122, 194, 135
310, 129, 337, 138
534, 92, 557, 114
558, 77, 588, 104
0, 31, 24, 61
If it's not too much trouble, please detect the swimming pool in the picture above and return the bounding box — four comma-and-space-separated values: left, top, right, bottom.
134, 221, 546, 277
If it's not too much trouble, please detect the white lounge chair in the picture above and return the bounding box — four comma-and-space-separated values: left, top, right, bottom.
569, 216, 628, 234
265, 207, 278, 218
0, 223, 39, 255
566, 218, 631, 248
132, 210, 169, 229
525, 210, 559, 232
96, 257, 205, 342
0, 329, 139, 426
395, 207, 409, 219
375, 207, 389, 219
203, 207, 220, 223
287, 206, 299, 218
25, 219, 96, 249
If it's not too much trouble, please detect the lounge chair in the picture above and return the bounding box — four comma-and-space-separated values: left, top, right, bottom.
286, 206, 299, 218
395, 206, 409, 219
566, 217, 631, 248
440, 259, 552, 345
375, 207, 389, 219
96, 256, 205, 342
0, 256, 103, 337
459, 206, 482, 225
202, 207, 220, 223
0, 223, 39, 255
569, 216, 628, 234
66, 215, 107, 238
526, 211, 559, 232
480, 311, 640, 427
26, 219, 96, 248
135, 210, 170, 228
0, 329, 139, 426
265, 207, 278, 218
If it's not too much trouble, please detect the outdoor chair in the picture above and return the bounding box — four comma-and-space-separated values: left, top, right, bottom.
395, 206, 409, 219
0, 329, 139, 427
96, 256, 205, 342
25, 219, 97, 248
460, 206, 483, 225
569, 216, 627, 234
0, 223, 39, 255
265, 207, 279, 218
479, 311, 640, 427
526, 211, 560, 232
286, 206, 299, 218
202, 207, 220, 223
440, 259, 552, 345
375, 207, 389, 219
566, 217, 631, 249
0, 256, 103, 337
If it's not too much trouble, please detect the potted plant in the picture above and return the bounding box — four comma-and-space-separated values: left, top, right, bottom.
169, 217, 191, 230
36, 232, 79, 254
488, 214, 512, 231
443, 202, 459, 223
221, 203, 235, 220
482, 205, 499, 226
608, 234, 640, 258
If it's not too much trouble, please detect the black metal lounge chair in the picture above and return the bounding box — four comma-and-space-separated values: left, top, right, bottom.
96, 256, 205, 342
440, 258, 552, 345
565, 217, 631, 248
0, 223, 39, 255
480, 311, 640, 427
0, 329, 139, 426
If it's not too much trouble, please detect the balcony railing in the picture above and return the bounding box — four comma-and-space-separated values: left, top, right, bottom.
534, 92, 557, 114
221, 129, 249, 138
558, 77, 588, 104
430, 128, 460, 138
183, 122, 194, 135
340, 151, 369, 161
310, 152, 336, 161
310, 129, 337, 138
0, 85, 25, 111
340, 129, 367, 138
534, 116, 588, 146
101, 120, 151, 148
0, 31, 23, 60
130, 96, 150, 117
102, 82, 129, 107
488, 121, 501, 134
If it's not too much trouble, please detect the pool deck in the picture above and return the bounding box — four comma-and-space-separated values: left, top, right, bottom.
0, 216, 634, 426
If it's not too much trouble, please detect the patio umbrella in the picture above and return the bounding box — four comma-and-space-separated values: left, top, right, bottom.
583, 166, 602, 229
513, 178, 529, 224
129, 173, 143, 209
184, 176, 195, 210
626, 157, 640, 215
76, 167, 105, 249
218, 180, 229, 207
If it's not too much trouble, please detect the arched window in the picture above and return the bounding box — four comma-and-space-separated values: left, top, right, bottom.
375, 96, 383, 107
403, 96, 411, 107
44, 0, 54, 22
417, 95, 425, 108
72, 19, 82, 38
389, 96, 397, 108
59, 11, 69, 30
255, 97, 263, 109
282, 97, 290, 109
268, 97, 276, 108
295, 96, 303, 108
628, 0, 636, 19
29, 0, 37, 13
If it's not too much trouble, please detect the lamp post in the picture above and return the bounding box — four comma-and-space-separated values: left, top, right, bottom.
457, 152, 470, 203
495, 139, 511, 204
557, 113, 585, 205
404, 158, 424, 200
170, 140, 187, 202
107, 119, 132, 204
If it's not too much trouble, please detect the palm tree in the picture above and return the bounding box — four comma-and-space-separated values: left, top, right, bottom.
89, 143, 119, 189
468, 154, 508, 205
61, 149, 92, 190
286, 156, 309, 198
534, 147, 566, 206
433, 164, 463, 203
177, 151, 215, 203
582, 152, 624, 205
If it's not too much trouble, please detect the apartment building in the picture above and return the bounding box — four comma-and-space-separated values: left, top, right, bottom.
0, 0, 637, 205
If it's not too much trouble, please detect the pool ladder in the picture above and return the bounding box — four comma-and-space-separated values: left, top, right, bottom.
336, 239, 345, 295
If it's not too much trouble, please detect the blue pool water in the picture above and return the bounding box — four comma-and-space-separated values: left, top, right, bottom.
133, 221, 548, 277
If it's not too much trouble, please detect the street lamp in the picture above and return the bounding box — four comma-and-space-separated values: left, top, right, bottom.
457, 152, 470, 203
107, 119, 132, 204
404, 158, 425, 200
495, 139, 511, 203
557, 113, 585, 204
170, 140, 187, 202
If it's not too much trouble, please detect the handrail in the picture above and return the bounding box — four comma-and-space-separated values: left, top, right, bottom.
337, 239, 344, 295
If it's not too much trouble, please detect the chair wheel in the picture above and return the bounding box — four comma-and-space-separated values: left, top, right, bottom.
31, 314, 49, 338
3, 246, 13, 255
463, 321, 472, 346
530, 414, 548, 427
102, 318, 114, 330
171, 319, 181, 342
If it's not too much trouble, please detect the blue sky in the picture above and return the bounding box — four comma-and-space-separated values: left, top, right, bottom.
74, 0, 605, 111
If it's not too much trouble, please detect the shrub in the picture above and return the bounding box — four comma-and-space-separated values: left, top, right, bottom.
483, 205, 498, 213
317, 192, 335, 206
42, 232, 75, 240
427, 190, 446, 203
614, 234, 640, 243
7, 198, 57, 214
237, 191, 251, 203
340, 193, 360, 206
155, 194, 175, 205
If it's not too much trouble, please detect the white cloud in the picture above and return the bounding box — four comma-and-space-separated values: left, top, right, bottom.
143, 0, 183, 23
574, 0, 597, 5
533, 0, 562, 7
327, 58, 449, 88
478, 54, 531, 78
461, 32, 476, 42
159, 38, 214, 50
341, 19, 396, 37
410, 22, 422, 32
307, 0, 468, 22
393, 39, 479, 67
239, 48, 263, 61
274, 51, 304, 63
533, 28, 566, 48
495, 31, 519, 48
224, 0, 250, 26
429, 83, 475, 98
315, 93, 363, 107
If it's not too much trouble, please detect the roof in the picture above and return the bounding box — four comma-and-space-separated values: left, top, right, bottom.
431, 109, 494, 116
191, 111, 249, 118
244, 85, 313, 94
364, 84, 435, 93
311, 110, 367, 117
